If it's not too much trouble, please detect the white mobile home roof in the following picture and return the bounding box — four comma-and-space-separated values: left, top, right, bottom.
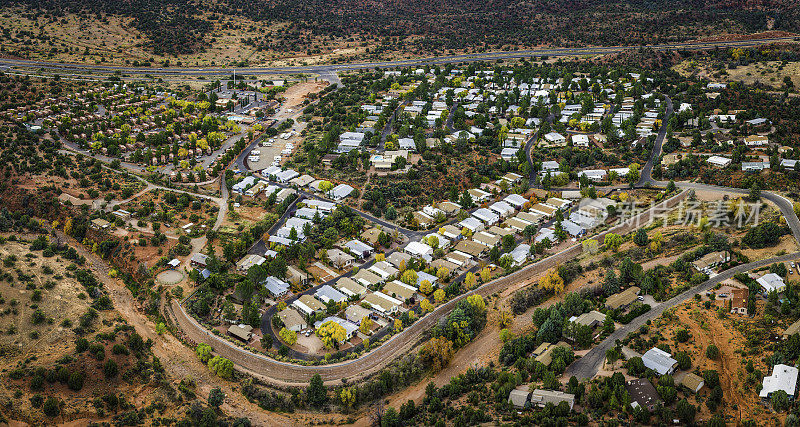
315, 284, 347, 304
642, 347, 678, 376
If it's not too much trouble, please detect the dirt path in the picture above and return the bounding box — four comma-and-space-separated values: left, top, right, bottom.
676, 305, 747, 423
53, 228, 299, 426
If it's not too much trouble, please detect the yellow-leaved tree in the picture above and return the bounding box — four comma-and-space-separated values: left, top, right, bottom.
479, 267, 491, 283
433, 289, 445, 303
419, 280, 433, 295
419, 337, 454, 372
421, 298, 434, 313
466, 294, 486, 313
316, 321, 346, 348
540, 268, 564, 293
359, 317, 373, 335
279, 327, 297, 346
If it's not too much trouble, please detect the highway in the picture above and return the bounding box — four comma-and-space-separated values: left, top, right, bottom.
1, 37, 796, 78
40, 40, 800, 386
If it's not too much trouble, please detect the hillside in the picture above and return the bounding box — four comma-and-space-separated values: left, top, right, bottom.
1, 0, 798, 64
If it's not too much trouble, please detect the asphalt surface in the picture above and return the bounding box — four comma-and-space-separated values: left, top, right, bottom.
2, 37, 797, 78
44, 38, 800, 384
565, 251, 800, 380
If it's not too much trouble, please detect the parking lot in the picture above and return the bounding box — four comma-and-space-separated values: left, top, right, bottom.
245, 122, 306, 171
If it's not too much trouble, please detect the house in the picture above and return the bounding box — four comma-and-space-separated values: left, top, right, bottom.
286, 265, 308, 286
416, 271, 438, 288
315, 285, 348, 304
530, 203, 557, 218
744, 135, 769, 147
757, 273, 786, 294
413, 211, 434, 227
468, 188, 491, 203
278, 308, 307, 332
430, 259, 458, 274
344, 240, 374, 259
353, 268, 383, 288
190, 253, 209, 268
543, 132, 566, 146
405, 241, 434, 261
781, 159, 798, 171
227, 324, 253, 342
572, 134, 590, 147
438, 224, 463, 240
458, 217, 484, 233
363, 292, 402, 314
707, 156, 732, 168
345, 305, 373, 325
335, 277, 367, 298
361, 228, 383, 246
90, 218, 111, 230
504, 194, 528, 209
314, 316, 358, 341
501, 148, 518, 161
626, 379, 662, 412
509, 244, 531, 265
327, 249, 355, 269
508, 389, 530, 409
112, 209, 131, 221
731, 287, 748, 316
642, 347, 678, 375
167, 258, 180, 268
541, 161, 560, 172
534, 341, 570, 366
386, 252, 412, 269
506, 217, 533, 232
742, 162, 769, 172
330, 184, 354, 200
263, 276, 290, 297
760, 364, 799, 399
502, 172, 523, 184
489, 201, 515, 218
382, 280, 417, 301
544, 197, 571, 210
446, 251, 473, 267
438, 201, 462, 216
530, 389, 575, 410
560, 220, 585, 237
292, 294, 324, 316
578, 169, 607, 182
454, 240, 489, 258
692, 251, 730, 272
681, 373, 705, 394
473, 231, 501, 247
516, 211, 543, 224
605, 287, 640, 310
570, 310, 606, 328
369, 261, 399, 280
237, 254, 267, 272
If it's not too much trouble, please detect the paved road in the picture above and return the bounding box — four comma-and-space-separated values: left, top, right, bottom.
562, 95, 800, 380
171, 188, 692, 385
2, 38, 796, 78
566, 251, 800, 379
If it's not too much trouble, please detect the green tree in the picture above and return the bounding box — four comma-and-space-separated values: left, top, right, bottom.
307, 374, 327, 407
196, 343, 213, 363
208, 356, 234, 379
676, 399, 696, 424
208, 387, 226, 408
633, 228, 649, 247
